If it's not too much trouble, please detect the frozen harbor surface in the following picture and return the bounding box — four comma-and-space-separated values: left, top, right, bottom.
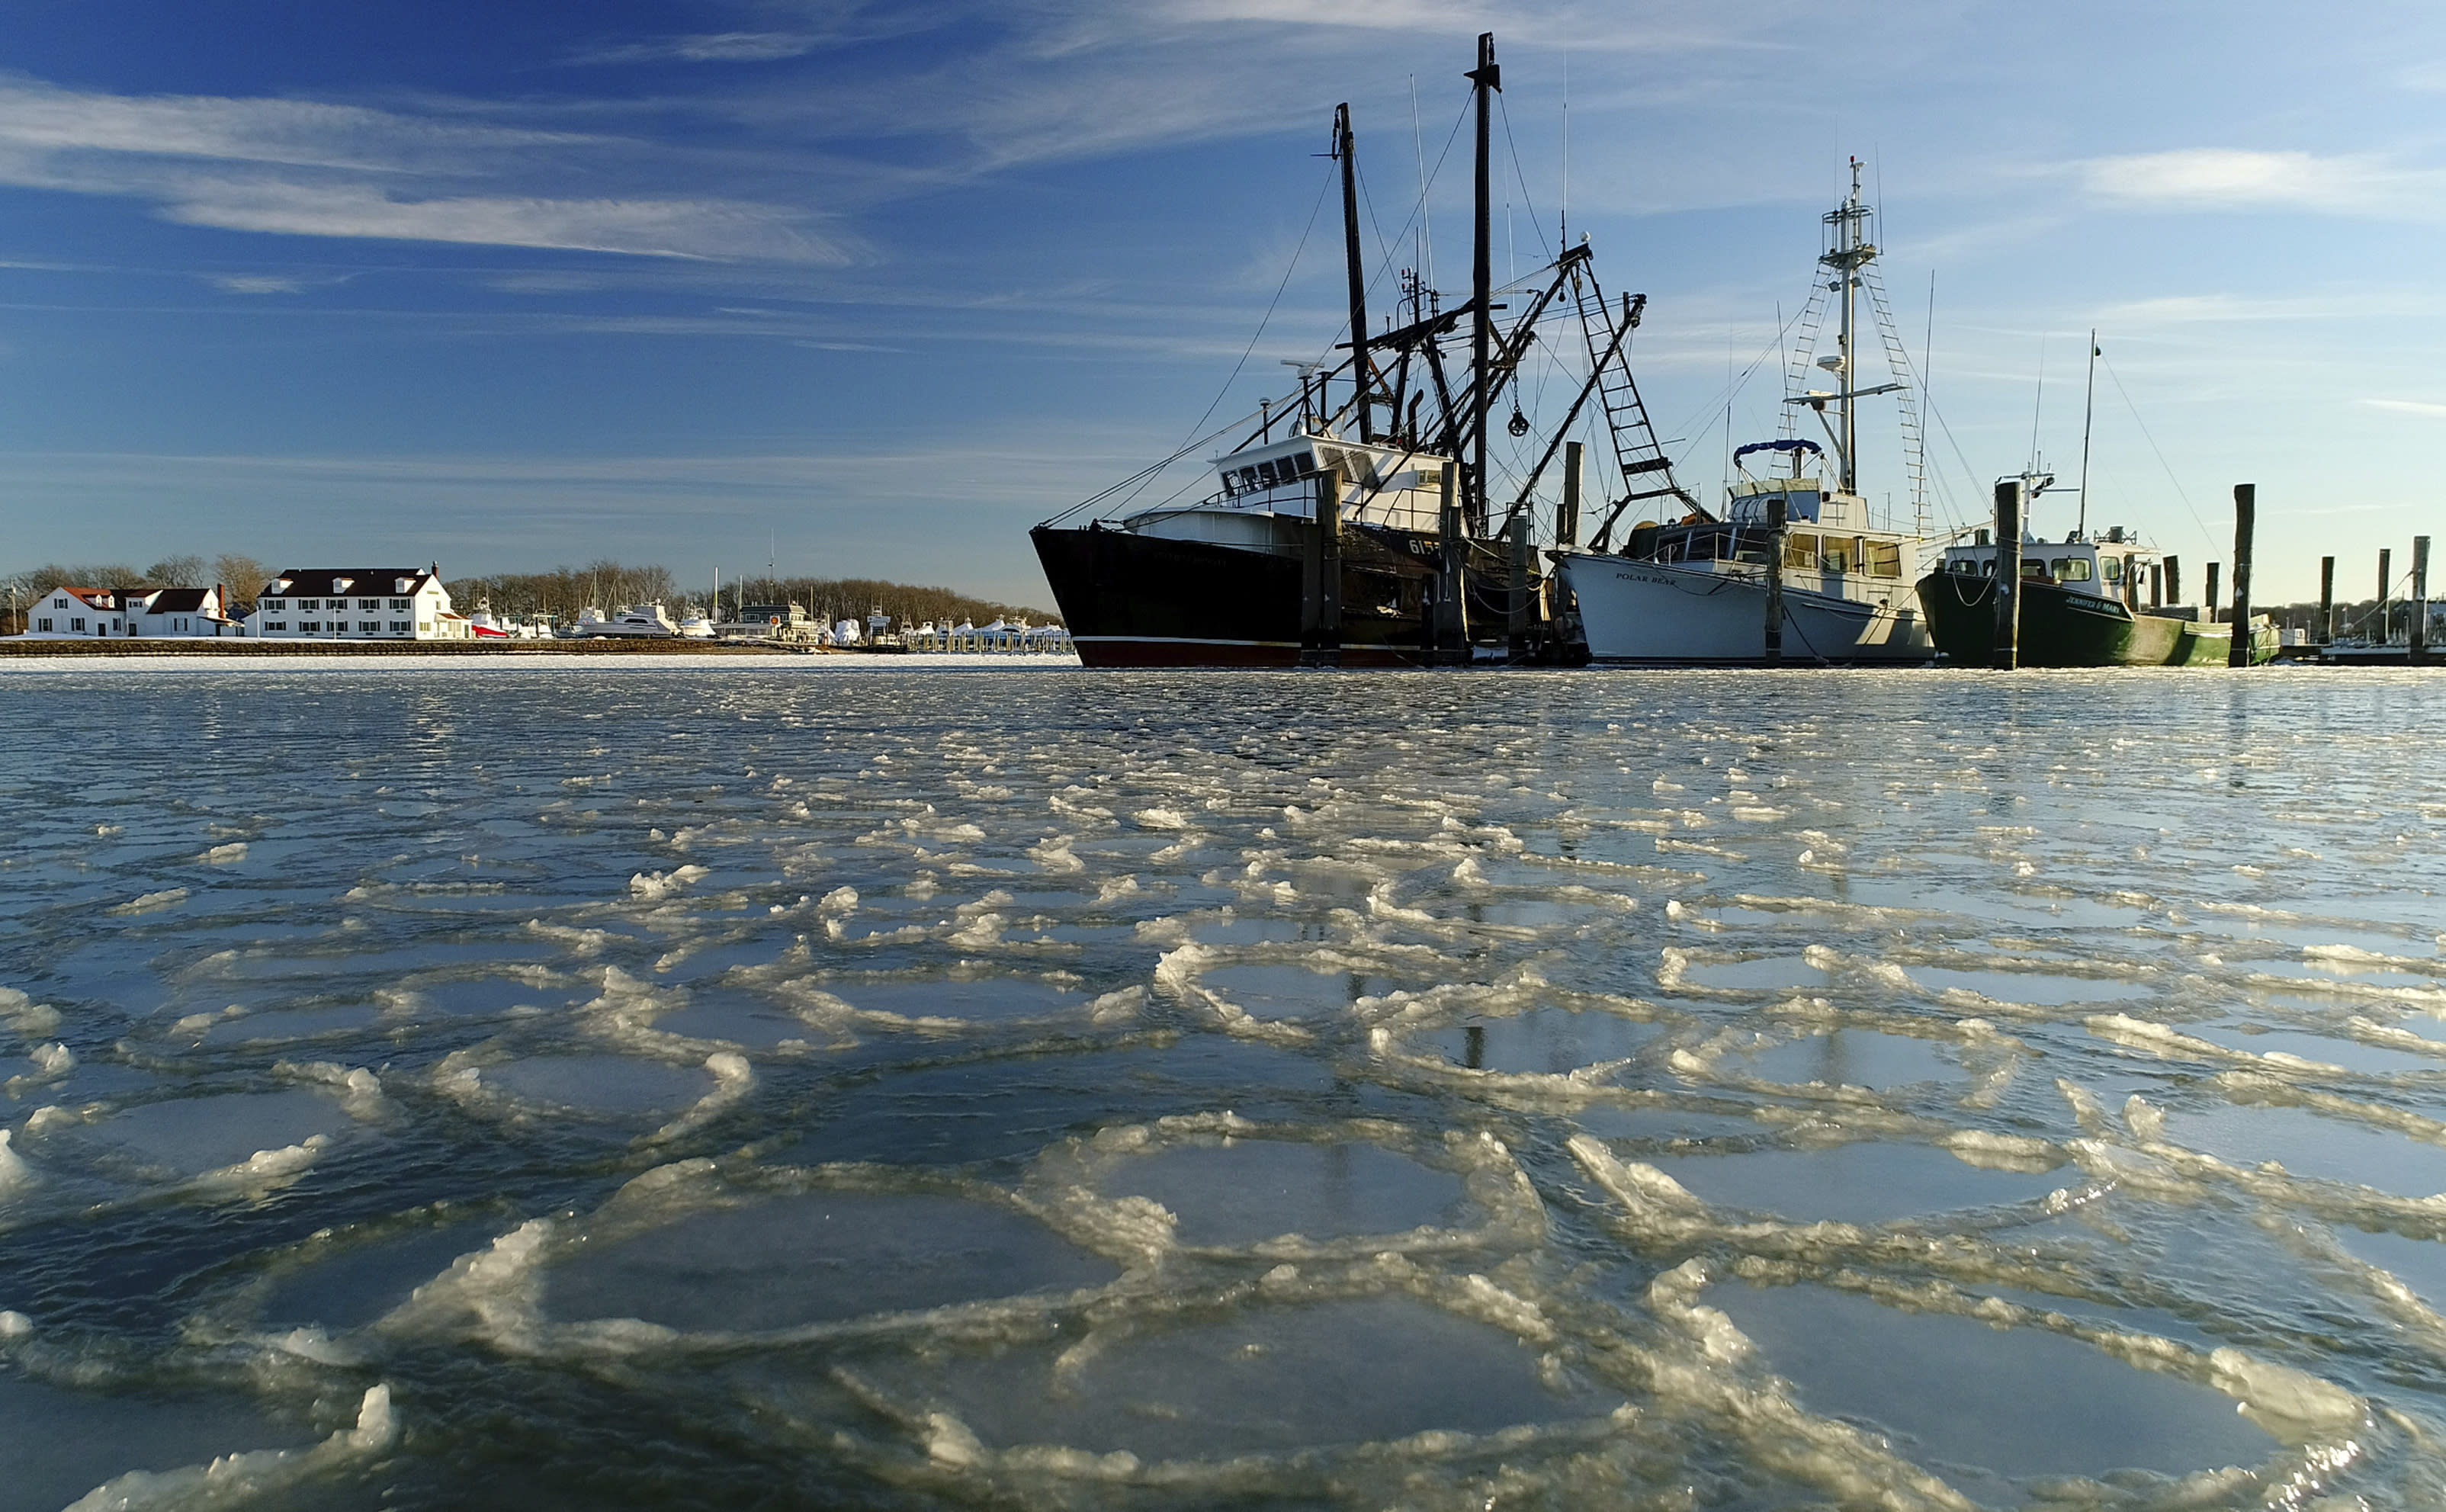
2, 663, 2444, 1508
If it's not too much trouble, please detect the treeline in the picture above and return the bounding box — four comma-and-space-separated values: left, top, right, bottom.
443, 562, 1061, 628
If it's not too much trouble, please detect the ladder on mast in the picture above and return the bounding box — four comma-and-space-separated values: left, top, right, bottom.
1861, 262, 1929, 538
1571, 263, 1693, 544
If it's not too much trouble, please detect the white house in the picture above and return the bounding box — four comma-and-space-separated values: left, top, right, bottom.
129, 586, 238, 637
22, 585, 130, 637
247, 566, 470, 640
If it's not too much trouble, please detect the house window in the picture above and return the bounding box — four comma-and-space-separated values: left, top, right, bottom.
391, 621, 410, 632
36, 618, 51, 631
268, 622, 287, 631
390, 598, 409, 610
300, 621, 321, 631
52, 597, 66, 608
262, 599, 284, 611
358, 599, 378, 610
359, 620, 379, 631
298, 598, 319, 609
70, 617, 85, 631
418, 621, 432, 632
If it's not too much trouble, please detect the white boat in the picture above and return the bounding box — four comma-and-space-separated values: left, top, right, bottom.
579, 603, 678, 638
1556, 162, 1934, 666
674, 608, 716, 639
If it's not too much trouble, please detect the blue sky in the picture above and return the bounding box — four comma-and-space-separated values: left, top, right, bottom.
5, 0, 2444, 606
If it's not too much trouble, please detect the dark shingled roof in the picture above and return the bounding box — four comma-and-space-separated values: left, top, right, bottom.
260, 569, 435, 598
142, 588, 213, 614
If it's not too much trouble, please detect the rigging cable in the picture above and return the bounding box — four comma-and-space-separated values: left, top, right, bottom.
1087, 161, 1337, 519
2097, 350, 2215, 554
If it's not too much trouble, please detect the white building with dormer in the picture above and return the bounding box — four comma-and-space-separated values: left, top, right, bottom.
246, 566, 469, 640
22, 585, 130, 637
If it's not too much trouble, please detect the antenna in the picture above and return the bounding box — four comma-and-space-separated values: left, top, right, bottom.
1410, 75, 1433, 297
1560, 49, 1570, 246
2027, 335, 2046, 474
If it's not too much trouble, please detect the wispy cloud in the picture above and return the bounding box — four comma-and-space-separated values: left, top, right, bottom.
160, 181, 842, 261
2360, 397, 2446, 419
2077, 148, 2446, 220
205, 274, 306, 294
0, 74, 841, 261
567, 33, 819, 66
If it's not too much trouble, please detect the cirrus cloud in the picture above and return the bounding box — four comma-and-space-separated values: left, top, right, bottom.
2078, 148, 2446, 220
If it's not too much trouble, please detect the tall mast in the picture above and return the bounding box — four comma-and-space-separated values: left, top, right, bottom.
1825, 159, 1870, 495
1468, 32, 1500, 534
2076, 329, 2098, 538
1335, 104, 1372, 444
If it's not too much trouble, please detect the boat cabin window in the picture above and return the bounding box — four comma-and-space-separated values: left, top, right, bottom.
1822, 538, 1854, 574
2100, 557, 2123, 583
1866, 541, 1902, 578
1783, 532, 1819, 569
2021, 560, 2047, 578
2049, 557, 2091, 581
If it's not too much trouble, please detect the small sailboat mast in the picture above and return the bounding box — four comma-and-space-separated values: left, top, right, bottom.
2076, 329, 2098, 538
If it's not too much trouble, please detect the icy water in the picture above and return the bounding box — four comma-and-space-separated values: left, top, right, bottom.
3, 661, 2445, 1510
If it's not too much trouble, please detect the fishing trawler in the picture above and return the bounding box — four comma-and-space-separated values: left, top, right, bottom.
1031, 34, 1687, 667
1916, 472, 2277, 666
1555, 162, 1934, 665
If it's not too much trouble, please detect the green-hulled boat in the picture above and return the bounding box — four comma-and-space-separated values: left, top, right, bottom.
1917, 534, 2277, 666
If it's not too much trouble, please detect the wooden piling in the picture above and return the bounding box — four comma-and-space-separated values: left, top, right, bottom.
1507, 515, 1531, 658
2414, 535, 2432, 665
2379, 547, 2392, 644
1765, 495, 1786, 663
2205, 563, 2221, 623
2227, 483, 2255, 667
1992, 478, 2021, 669
1436, 461, 1465, 662
1557, 441, 1583, 550
1316, 466, 1343, 666
2319, 556, 2335, 645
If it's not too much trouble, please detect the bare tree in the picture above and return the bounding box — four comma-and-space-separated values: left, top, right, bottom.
143, 554, 208, 587
213, 554, 271, 615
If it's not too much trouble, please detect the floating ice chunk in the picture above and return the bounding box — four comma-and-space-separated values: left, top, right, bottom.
1133, 806, 1190, 830
0, 987, 59, 1036
200, 842, 246, 864
1097, 1139, 1469, 1247
0, 1309, 28, 1337
647, 1051, 755, 1142
2205, 1347, 2362, 1443
0, 1128, 32, 1193
543, 1190, 1117, 1333
882, 1294, 1611, 1463
74, 1090, 351, 1181
62, 1383, 396, 1512
106, 888, 189, 916
1711, 1282, 2274, 1487
629, 864, 711, 899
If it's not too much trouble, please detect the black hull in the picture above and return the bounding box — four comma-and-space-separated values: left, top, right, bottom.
1032, 522, 1498, 668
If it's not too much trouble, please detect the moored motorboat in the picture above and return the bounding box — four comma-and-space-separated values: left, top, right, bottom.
1555, 162, 1934, 666
1916, 522, 2277, 666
